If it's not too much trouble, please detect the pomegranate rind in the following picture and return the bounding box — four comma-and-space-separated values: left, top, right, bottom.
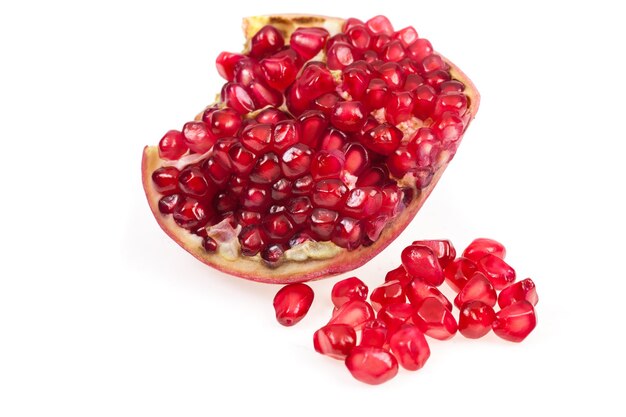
141, 14, 480, 283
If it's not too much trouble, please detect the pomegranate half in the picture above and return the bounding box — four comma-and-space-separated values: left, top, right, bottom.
142, 14, 480, 283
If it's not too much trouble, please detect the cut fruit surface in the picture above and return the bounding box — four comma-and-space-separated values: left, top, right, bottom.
142, 14, 480, 283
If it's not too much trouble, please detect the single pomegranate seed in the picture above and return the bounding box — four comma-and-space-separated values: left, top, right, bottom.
298, 110, 328, 147
228, 143, 257, 175
343, 17, 364, 32
458, 301, 496, 339
363, 78, 389, 110
342, 67, 371, 100
312, 179, 348, 210
262, 212, 294, 242
260, 53, 299, 92
332, 217, 362, 250
389, 324, 430, 371
358, 320, 387, 348
413, 297, 458, 340
281, 144, 313, 179
249, 25, 284, 58
381, 185, 402, 216
232, 57, 263, 86
208, 108, 242, 138
362, 123, 402, 156
343, 142, 370, 176
439, 80, 466, 94
331, 277, 369, 308
286, 85, 309, 116
310, 150, 345, 182
403, 73, 424, 92
214, 192, 238, 213
292, 174, 314, 195
462, 238, 507, 262
410, 139, 440, 171
289, 231, 314, 248
454, 273, 497, 308
406, 38, 433, 62
272, 120, 299, 153
203, 156, 231, 187
237, 210, 261, 227
393, 26, 418, 48
182, 121, 215, 154
314, 324, 356, 360
433, 92, 468, 118
328, 300, 375, 329
385, 91, 415, 124
229, 176, 249, 197
319, 128, 347, 151
215, 51, 245, 80
381, 40, 406, 62
345, 346, 398, 385
498, 278, 539, 308
178, 166, 210, 197
247, 81, 283, 108
220, 82, 256, 114
385, 265, 411, 286
330, 101, 367, 133
405, 278, 453, 311
313, 93, 342, 117
356, 165, 389, 187
201, 236, 217, 252
308, 208, 339, 240
273, 283, 314, 327
411, 239, 456, 269
378, 302, 414, 333
370, 280, 405, 312
212, 136, 237, 169
343, 187, 383, 219
326, 42, 355, 70
173, 198, 211, 230
492, 301, 537, 342
240, 184, 271, 212
424, 69, 451, 89
250, 153, 281, 184
261, 243, 284, 264
346, 25, 372, 50
158, 130, 188, 160
444, 257, 478, 292
362, 215, 388, 243
377, 62, 405, 90
387, 147, 416, 178
152, 166, 179, 194
297, 62, 336, 98
401, 244, 445, 287
420, 54, 448, 74
290, 27, 329, 60
413, 84, 437, 119
432, 111, 464, 143
366, 15, 394, 35
477, 254, 516, 290
240, 123, 272, 154
271, 178, 292, 201
256, 108, 288, 125
286, 196, 312, 225
158, 194, 181, 214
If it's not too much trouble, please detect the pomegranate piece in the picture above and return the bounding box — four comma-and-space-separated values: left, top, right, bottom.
311, 150, 345, 181
454, 272, 497, 308
389, 324, 430, 371
281, 144, 313, 179
444, 257, 478, 292
328, 300, 375, 329
360, 319, 389, 348
273, 283, 314, 326
313, 324, 356, 360
370, 280, 406, 312
498, 278, 539, 308
401, 244, 444, 286
331, 277, 369, 308
477, 254, 516, 290
411, 239, 456, 269
332, 217, 363, 250
463, 238, 506, 262
158, 130, 188, 160
413, 297, 458, 340
406, 278, 453, 311
492, 301, 537, 342
343, 187, 383, 219
378, 302, 414, 333
345, 346, 398, 385
458, 301, 496, 339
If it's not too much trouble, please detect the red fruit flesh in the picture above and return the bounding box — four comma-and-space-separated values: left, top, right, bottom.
498, 278, 539, 308
492, 301, 537, 342
389, 324, 430, 371
313, 324, 356, 359
345, 346, 399, 385
142, 14, 480, 283
413, 297, 458, 340
462, 238, 506, 262
273, 283, 314, 326
331, 277, 369, 308
401, 244, 444, 286
458, 301, 496, 339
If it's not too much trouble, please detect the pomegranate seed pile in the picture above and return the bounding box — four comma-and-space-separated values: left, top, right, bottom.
151, 15, 472, 264
273, 238, 538, 385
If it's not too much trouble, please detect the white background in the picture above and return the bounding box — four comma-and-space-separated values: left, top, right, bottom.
1, 0, 625, 415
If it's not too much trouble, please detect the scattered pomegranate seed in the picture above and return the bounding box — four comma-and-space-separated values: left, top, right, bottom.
384, 265, 411, 286
492, 301, 537, 342
401, 244, 444, 286
412, 239, 456, 268
454, 272, 497, 308
345, 346, 398, 385
370, 280, 406, 312
377, 302, 414, 333
413, 297, 458, 340
444, 257, 478, 292
498, 278, 539, 308
313, 324, 356, 360
406, 278, 452, 311
463, 238, 507, 262
458, 301, 496, 339
273, 283, 314, 327
389, 324, 430, 371
215, 51, 245, 81
331, 277, 369, 308
328, 300, 374, 329
360, 319, 389, 348
477, 254, 516, 290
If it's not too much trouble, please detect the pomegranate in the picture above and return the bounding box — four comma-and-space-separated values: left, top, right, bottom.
142, 14, 480, 283
273, 283, 314, 326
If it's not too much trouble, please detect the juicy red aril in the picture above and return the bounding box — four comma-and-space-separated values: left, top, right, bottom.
343, 17, 364, 32
346, 25, 372, 50
331, 217, 362, 250
202, 236, 218, 252
286, 196, 312, 225
410, 139, 440, 170
424, 69, 451, 89
298, 111, 328, 147
363, 78, 389, 110
261, 243, 284, 264
362, 123, 402, 156
204, 155, 231, 186
477, 254, 516, 290
182, 121, 215, 154
498, 278, 539, 308
412, 239, 456, 269
256, 107, 288, 125
454, 272, 497, 308
312, 179, 348, 210
311, 150, 345, 181
413, 84, 437, 119
343, 142, 370, 175
178, 166, 210, 197
401, 244, 444, 286
262, 212, 294, 241
152, 166, 179, 194
212, 137, 237, 168
342, 67, 371, 100
272, 120, 299, 153
366, 15, 394, 36
158, 130, 188, 160
328, 300, 374, 329
320, 129, 348, 151
260, 53, 299, 92
382, 40, 406, 62
406, 278, 452, 312
241, 184, 271, 211
281, 144, 313, 179
378, 302, 414, 333
173, 198, 210, 230
248, 81, 283, 107
208, 108, 242, 137
413, 297, 458, 340
313, 93, 342, 117
385, 265, 411, 286
331, 277, 369, 308
271, 178, 292, 201
273, 283, 314, 327
389, 324, 430, 371
377, 62, 405, 90
290, 27, 329, 60
240, 123, 272, 154
249, 25, 284, 58
327, 42, 355, 70
385, 91, 415, 124
387, 147, 415, 178
330, 101, 367, 132
314, 324, 356, 360
233, 57, 263, 86
238, 224, 265, 255
228, 143, 256, 175
440, 80, 466, 94
406, 38, 433, 62
492, 301, 537, 342
394, 26, 418, 48
433, 92, 468, 118
462, 238, 507, 262
215, 51, 245, 81
308, 208, 339, 239
420, 54, 448, 74
458, 301, 496, 339
250, 153, 280, 184
444, 257, 478, 292
221, 82, 256, 114
357, 165, 389, 187
360, 319, 388, 348
343, 187, 383, 219
158, 194, 181, 214
370, 280, 405, 312
432, 111, 464, 143
345, 346, 398, 385
237, 210, 261, 227
298, 62, 336, 98
404, 73, 424, 91
292, 175, 314, 195
214, 192, 237, 213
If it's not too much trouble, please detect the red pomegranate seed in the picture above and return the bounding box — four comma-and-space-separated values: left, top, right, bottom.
228, 143, 257, 175
215, 51, 245, 81
462, 238, 507, 262
346, 25, 372, 50
498, 278, 539, 308
152, 166, 179, 194
366, 15, 394, 35
406, 278, 453, 311
272, 120, 299, 153
433, 92, 468, 118
393, 26, 418, 48
214, 192, 238, 213
410, 140, 440, 170
220, 82, 256, 114
401, 244, 445, 286
173, 198, 211, 230
178, 166, 210, 197
270, 178, 292, 202
439, 80, 466, 94
370, 280, 405, 312
314, 324, 356, 360
261, 243, 285, 264
458, 301, 496, 339
413, 84, 437, 119
331, 277, 369, 308
260, 53, 299, 92
386, 147, 416, 178
237, 210, 261, 227
211, 136, 237, 169
362, 123, 402, 156
298, 110, 328, 147
319, 128, 347, 151
328, 300, 375, 329
229, 176, 248, 197
343, 187, 383, 219
403, 73, 424, 92
385, 265, 411, 286
362, 215, 388, 243
363, 78, 389, 110
360, 319, 388, 348
382, 40, 406, 62
247, 81, 283, 108
233, 57, 263, 86
330, 101, 367, 132
424, 69, 451, 89
240, 184, 271, 211
332, 217, 363, 250
158, 194, 181, 214
492, 301, 537, 342
385, 91, 415, 124
297, 62, 336, 97
202, 236, 218, 252
356, 165, 389, 187
432, 111, 464, 143
292, 175, 314, 195
182, 121, 215, 154
377, 62, 405, 90
343, 142, 370, 176
255, 108, 288, 125
389, 324, 430, 371
208, 108, 242, 138
273, 283, 314, 327
381, 185, 402, 216
444, 257, 478, 292
413, 297, 458, 340
281, 144, 313, 179
158, 130, 188, 160
420, 54, 447, 73
454, 272, 497, 308
343, 17, 364, 32
345, 346, 398, 385
312, 94, 342, 119
342, 67, 371, 100
290, 27, 329, 60
262, 212, 294, 242
312, 179, 348, 210
250, 153, 280, 184
411, 239, 456, 269
378, 302, 414, 333
477, 254, 516, 290
406, 38, 433, 62
249, 25, 284, 58
308, 208, 339, 240
326, 42, 355, 70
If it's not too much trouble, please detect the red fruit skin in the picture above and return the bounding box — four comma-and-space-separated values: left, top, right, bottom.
406, 278, 453, 311
498, 278, 539, 308
401, 244, 444, 286
313, 324, 357, 360
413, 297, 458, 340
272, 283, 314, 326
492, 301, 537, 342
412, 239, 456, 269
462, 238, 506, 262
453, 272, 497, 308
331, 277, 369, 308
345, 346, 399, 385
477, 254, 516, 290
458, 301, 496, 339
389, 324, 430, 371
360, 319, 389, 348
328, 300, 375, 329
